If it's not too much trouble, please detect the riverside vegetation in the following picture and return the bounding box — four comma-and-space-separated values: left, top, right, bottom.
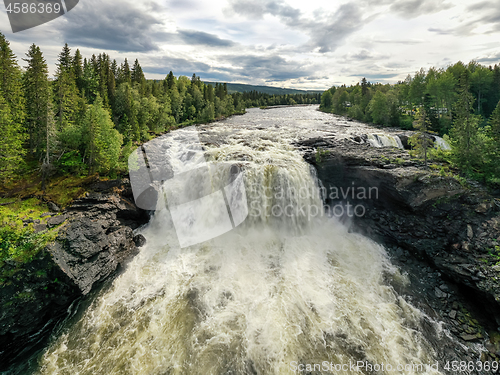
319, 63, 500, 186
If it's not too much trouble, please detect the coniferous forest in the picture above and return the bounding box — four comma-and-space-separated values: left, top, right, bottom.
320, 63, 500, 185
0, 33, 320, 186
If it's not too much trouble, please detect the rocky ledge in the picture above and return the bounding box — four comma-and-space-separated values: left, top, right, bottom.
0, 179, 149, 370
298, 136, 500, 359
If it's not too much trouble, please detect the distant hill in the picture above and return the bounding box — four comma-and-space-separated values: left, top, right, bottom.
202, 82, 323, 95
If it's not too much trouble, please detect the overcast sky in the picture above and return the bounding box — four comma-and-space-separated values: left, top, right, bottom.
1, 0, 500, 90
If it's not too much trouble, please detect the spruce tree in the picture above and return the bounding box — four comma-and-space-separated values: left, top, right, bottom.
23, 44, 51, 158
97, 53, 109, 107
489, 100, 500, 145
450, 72, 483, 172
0, 33, 25, 131
82, 58, 99, 102
0, 92, 24, 181
83, 94, 123, 174
73, 49, 84, 93
54, 44, 78, 131
487, 100, 500, 178
118, 58, 131, 85
0, 33, 25, 180
131, 59, 145, 84
409, 107, 433, 167
166, 71, 175, 90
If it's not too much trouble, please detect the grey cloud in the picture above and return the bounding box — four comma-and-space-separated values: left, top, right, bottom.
145, 53, 316, 83
158, 29, 236, 47
220, 54, 315, 81
467, 1, 492, 12
144, 57, 211, 76
60, 0, 162, 52
349, 50, 376, 61
305, 3, 364, 53
390, 0, 454, 18
477, 52, 500, 64
428, 27, 452, 35
374, 39, 423, 44
447, 1, 500, 36
225, 0, 365, 53
350, 73, 400, 80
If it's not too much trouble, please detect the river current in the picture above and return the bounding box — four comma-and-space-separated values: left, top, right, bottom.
33, 106, 446, 374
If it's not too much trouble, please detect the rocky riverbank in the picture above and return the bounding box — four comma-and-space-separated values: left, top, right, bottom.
297, 135, 500, 361
0, 179, 149, 370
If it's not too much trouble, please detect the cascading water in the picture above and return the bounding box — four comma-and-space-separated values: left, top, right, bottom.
366, 134, 404, 149
432, 136, 451, 151
35, 108, 444, 375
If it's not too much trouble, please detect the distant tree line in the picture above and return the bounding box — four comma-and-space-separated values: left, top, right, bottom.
0, 33, 318, 184
233, 90, 320, 108
320, 62, 500, 184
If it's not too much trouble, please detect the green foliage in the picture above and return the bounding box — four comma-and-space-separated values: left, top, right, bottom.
320, 90, 333, 110
23, 43, 51, 159
409, 108, 434, 167
368, 91, 390, 125
315, 147, 329, 163
0, 33, 26, 181
83, 94, 123, 174
319, 61, 500, 184
449, 74, 485, 174
0, 198, 59, 264
55, 150, 86, 175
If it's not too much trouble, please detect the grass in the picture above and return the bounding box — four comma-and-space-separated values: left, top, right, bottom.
315, 147, 329, 163
0, 197, 63, 266
0, 172, 96, 208
0, 173, 88, 273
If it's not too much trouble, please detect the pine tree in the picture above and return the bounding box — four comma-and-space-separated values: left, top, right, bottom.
73, 49, 84, 93
41, 101, 57, 191
166, 71, 175, 90
0, 91, 24, 181
82, 58, 99, 102
489, 100, 500, 145
483, 99, 500, 180
131, 59, 145, 83
54, 44, 78, 131
114, 82, 138, 141
0, 33, 25, 131
409, 107, 433, 167
23, 44, 51, 158
450, 72, 483, 172
118, 58, 131, 85
83, 94, 123, 174
97, 53, 109, 107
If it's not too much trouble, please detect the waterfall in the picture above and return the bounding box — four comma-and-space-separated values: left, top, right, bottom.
432, 136, 451, 150
366, 133, 404, 149
36, 118, 442, 375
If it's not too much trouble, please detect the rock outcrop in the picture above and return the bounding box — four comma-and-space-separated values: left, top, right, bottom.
299, 138, 500, 328
0, 178, 149, 370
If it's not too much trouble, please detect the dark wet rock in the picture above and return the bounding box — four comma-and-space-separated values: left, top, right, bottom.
435, 287, 448, 298
47, 202, 60, 212
133, 234, 147, 247
0, 178, 149, 369
0, 251, 80, 371
46, 214, 67, 228
33, 223, 47, 233
298, 135, 500, 366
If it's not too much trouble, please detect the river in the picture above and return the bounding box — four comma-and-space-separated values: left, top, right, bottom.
31, 106, 452, 374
